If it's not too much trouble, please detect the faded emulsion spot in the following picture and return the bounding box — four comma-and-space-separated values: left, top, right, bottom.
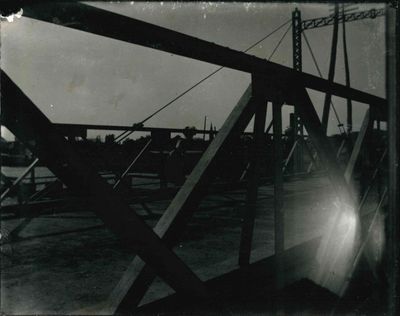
0, 7, 23, 22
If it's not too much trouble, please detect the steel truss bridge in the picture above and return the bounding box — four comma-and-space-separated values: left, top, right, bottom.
0, 3, 397, 315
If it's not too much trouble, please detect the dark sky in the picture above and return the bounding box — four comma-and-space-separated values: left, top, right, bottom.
1, 2, 385, 140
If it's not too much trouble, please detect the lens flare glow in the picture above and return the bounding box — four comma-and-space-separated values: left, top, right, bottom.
311, 199, 360, 295
364, 206, 386, 280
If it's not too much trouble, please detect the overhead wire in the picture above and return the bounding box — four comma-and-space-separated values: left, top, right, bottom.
113, 18, 292, 144
302, 30, 347, 136
267, 23, 292, 60
242, 19, 291, 53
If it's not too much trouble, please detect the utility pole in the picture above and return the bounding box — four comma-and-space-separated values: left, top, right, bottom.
342, 5, 352, 135
292, 8, 304, 173
299, 6, 384, 136
292, 6, 385, 167
386, 5, 399, 316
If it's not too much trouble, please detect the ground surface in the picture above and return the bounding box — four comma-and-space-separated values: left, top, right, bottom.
0, 174, 353, 314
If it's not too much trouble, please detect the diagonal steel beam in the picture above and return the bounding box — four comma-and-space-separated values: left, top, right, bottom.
136, 236, 321, 313
344, 109, 371, 182
291, 86, 353, 204
239, 75, 267, 267
0, 69, 207, 299
108, 84, 257, 313
294, 88, 358, 294
113, 139, 152, 190
291, 86, 358, 294
0, 158, 39, 201
22, 2, 386, 108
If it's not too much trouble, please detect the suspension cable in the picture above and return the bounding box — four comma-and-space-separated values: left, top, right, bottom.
267, 23, 291, 60
114, 19, 292, 143
242, 19, 291, 53
302, 30, 347, 136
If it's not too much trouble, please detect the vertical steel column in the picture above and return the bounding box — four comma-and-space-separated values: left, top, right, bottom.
344, 109, 370, 183
203, 116, 207, 141
342, 5, 353, 134
359, 110, 375, 197
386, 5, 399, 315
292, 8, 304, 173
292, 86, 353, 204
376, 118, 382, 200
239, 75, 267, 267
292, 8, 303, 73
1, 70, 208, 300
322, 4, 340, 134
111, 85, 257, 313
292, 86, 357, 293
273, 100, 284, 289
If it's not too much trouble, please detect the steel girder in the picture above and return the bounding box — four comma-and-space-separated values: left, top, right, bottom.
302, 8, 385, 30
291, 85, 353, 205
1, 67, 356, 312
109, 84, 257, 313
108, 78, 355, 312
2, 3, 386, 312
21, 2, 386, 108
0, 70, 208, 300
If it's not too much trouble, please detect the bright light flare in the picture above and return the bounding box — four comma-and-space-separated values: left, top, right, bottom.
311, 199, 360, 295
363, 205, 386, 281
